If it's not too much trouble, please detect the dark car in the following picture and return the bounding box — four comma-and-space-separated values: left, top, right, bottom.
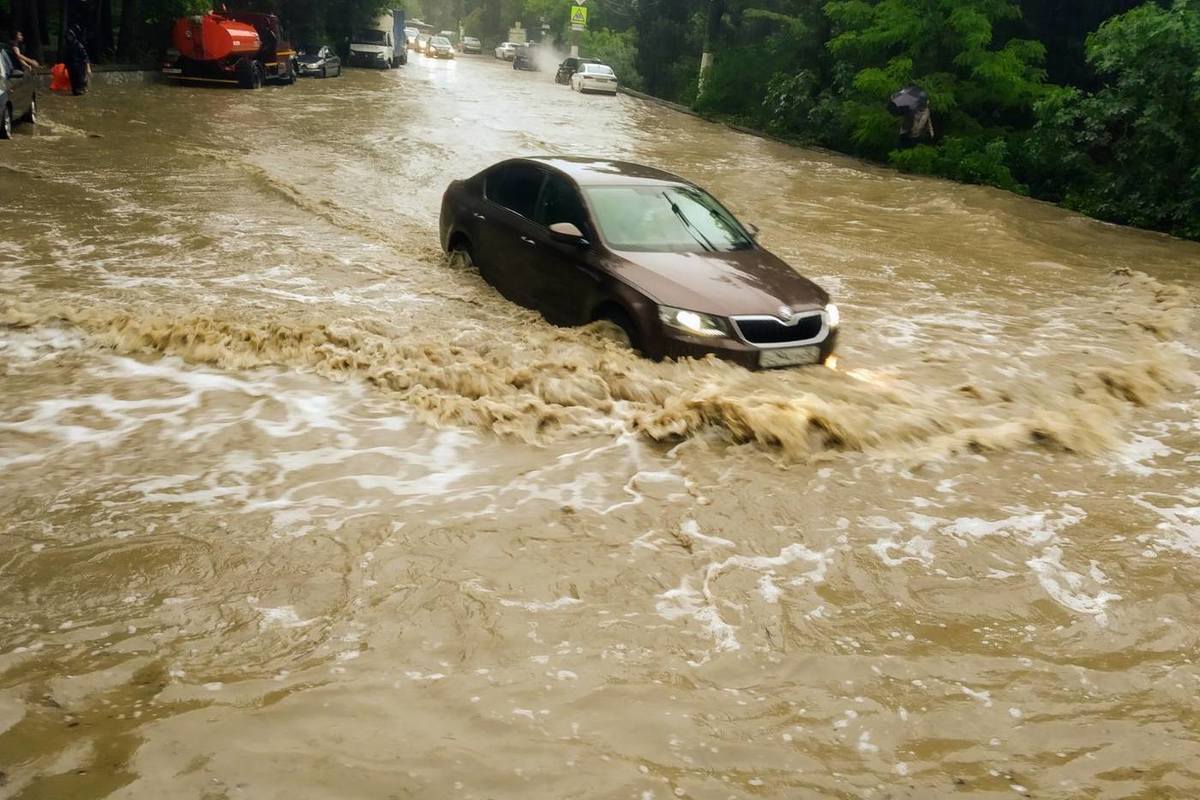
439, 157, 839, 369
555, 56, 598, 84
0, 51, 36, 139
426, 35, 455, 59
512, 43, 539, 71
296, 44, 341, 78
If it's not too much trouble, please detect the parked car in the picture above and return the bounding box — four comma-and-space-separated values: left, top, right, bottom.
426, 35, 455, 59
494, 41, 517, 60
296, 44, 342, 78
555, 56, 599, 84
571, 62, 618, 94
439, 157, 839, 369
0, 50, 36, 139
512, 43, 539, 71
460, 36, 482, 54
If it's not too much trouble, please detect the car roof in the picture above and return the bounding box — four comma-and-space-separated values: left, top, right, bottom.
512, 157, 695, 188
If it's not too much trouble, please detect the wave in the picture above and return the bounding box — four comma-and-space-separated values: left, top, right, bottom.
2, 270, 1192, 461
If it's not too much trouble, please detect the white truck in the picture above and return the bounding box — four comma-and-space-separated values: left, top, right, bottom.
349, 9, 407, 68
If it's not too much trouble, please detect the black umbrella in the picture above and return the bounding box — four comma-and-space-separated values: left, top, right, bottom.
887, 85, 928, 117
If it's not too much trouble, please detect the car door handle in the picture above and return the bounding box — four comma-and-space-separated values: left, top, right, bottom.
473, 212, 486, 220
520, 236, 536, 246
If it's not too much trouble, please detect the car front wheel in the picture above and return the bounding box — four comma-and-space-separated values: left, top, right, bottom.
448, 239, 475, 269
596, 309, 639, 352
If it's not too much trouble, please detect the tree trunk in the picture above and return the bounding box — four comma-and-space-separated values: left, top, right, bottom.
115, 0, 140, 62
98, 0, 112, 58
18, 0, 45, 61
37, 0, 51, 45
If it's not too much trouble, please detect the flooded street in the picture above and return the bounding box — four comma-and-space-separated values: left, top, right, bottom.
2, 53, 1199, 798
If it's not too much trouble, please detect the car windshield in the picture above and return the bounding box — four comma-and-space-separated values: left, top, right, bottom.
582, 185, 754, 253
584, 65, 615, 76
353, 30, 386, 44
465, 37, 479, 43
431, 37, 450, 46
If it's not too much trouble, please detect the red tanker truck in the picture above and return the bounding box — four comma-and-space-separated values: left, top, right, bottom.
163, 12, 296, 88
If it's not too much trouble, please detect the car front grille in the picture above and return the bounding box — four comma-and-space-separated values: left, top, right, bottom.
732, 313, 825, 346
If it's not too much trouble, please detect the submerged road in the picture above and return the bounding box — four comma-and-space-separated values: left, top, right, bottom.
1, 53, 1199, 798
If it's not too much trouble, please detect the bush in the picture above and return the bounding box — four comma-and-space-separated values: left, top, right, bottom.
581, 28, 642, 91
1021, 0, 1200, 238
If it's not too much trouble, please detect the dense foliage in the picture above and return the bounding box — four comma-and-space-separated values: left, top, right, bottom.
2, 0, 1194, 237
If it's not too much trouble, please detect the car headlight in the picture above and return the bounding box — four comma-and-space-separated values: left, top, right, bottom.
825, 303, 839, 328
658, 306, 730, 337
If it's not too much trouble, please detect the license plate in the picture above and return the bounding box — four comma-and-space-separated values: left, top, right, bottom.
760, 346, 819, 368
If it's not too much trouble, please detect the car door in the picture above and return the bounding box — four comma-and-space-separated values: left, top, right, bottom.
478, 163, 547, 308
529, 173, 602, 325
2, 52, 28, 117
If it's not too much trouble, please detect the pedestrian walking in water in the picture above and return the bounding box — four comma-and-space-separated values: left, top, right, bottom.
64, 26, 91, 95
8, 30, 40, 71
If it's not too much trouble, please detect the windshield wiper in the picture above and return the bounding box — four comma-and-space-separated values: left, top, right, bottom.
661, 192, 716, 252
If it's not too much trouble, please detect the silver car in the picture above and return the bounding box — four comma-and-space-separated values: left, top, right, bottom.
0, 51, 36, 139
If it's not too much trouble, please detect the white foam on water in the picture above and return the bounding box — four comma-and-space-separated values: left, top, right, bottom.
943, 506, 1085, 546
679, 519, 735, 550
1111, 434, 1174, 477
869, 535, 935, 567
1131, 493, 1200, 557
757, 574, 782, 604
655, 577, 740, 654
497, 597, 583, 612
1026, 546, 1122, 625
252, 605, 315, 630
960, 686, 993, 706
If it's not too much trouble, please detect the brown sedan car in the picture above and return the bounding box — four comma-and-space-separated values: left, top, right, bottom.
438, 157, 839, 369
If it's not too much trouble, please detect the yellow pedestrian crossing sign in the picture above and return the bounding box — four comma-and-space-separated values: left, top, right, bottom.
570, 5, 588, 30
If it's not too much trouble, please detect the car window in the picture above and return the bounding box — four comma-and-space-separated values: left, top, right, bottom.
582, 184, 754, 252
486, 164, 545, 220
536, 175, 589, 233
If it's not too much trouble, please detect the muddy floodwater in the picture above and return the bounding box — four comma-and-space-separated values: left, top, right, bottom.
1, 55, 1199, 799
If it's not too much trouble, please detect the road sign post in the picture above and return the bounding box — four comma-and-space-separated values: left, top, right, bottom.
569, 3, 587, 56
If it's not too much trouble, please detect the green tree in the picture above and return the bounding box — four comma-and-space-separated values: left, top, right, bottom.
581, 26, 640, 88
1024, 0, 1200, 237
824, 0, 1047, 161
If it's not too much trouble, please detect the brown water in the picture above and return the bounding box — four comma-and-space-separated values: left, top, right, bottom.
1, 56, 1199, 799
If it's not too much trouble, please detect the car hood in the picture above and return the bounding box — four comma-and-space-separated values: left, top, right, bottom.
610, 247, 829, 317
350, 44, 387, 53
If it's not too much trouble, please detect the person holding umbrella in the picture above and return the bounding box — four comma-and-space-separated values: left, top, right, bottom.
888, 85, 934, 147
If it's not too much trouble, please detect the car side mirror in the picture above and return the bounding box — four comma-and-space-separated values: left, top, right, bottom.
549, 222, 588, 246
745, 223, 760, 238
